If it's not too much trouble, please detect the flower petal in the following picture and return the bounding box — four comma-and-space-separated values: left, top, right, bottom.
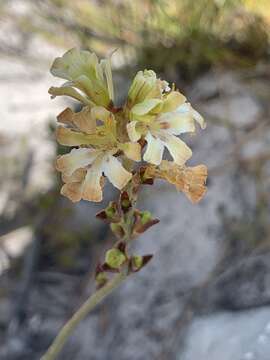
158, 111, 195, 135
192, 107, 206, 129
143, 132, 164, 165
50, 48, 111, 107
131, 99, 163, 116
75, 75, 110, 107
72, 107, 96, 134
81, 162, 103, 202
128, 70, 158, 104
48, 86, 91, 106
50, 48, 98, 81
57, 107, 96, 134
177, 103, 206, 129
62, 168, 86, 184
91, 106, 116, 138
127, 121, 141, 142
162, 134, 192, 165
57, 108, 74, 126
61, 182, 83, 203
157, 161, 207, 203
100, 58, 114, 101
180, 164, 208, 203
120, 142, 141, 161
161, 91, 186, 113
56, 148, 100, 176
102, 155, 132, 190
56, 126, 96, 146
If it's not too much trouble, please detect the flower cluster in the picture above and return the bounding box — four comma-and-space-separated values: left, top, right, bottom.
49, 48, 207, 203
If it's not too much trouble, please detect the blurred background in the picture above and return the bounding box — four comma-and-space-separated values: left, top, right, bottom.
0, 0, 270, 359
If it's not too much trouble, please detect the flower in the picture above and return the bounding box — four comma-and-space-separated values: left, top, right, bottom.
49, 49, 207, 204
127, 69, 169, 106
127, 91, 205, 165
145, 160, 208, 203
48, 48, 114, 108
55, 106, 141, 202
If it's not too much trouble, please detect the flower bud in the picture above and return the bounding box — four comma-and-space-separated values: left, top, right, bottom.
129, 254, 153, 273
105, 249, 126, 269
140, 211, 152, 225
133, 210, 160, 235
132, 255, 143, 269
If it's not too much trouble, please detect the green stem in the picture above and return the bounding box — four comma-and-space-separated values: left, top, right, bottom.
41, 271, 128, 360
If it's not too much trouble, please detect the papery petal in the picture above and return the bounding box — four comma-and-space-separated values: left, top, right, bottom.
120, 142, 141, 161
56, 148, 100, 176
179, 165, 208, 203
81, 162, 103, 202
57, 107, 96, 134
61, 182, 83, 203
73, 107, 96, 134
48, 86, 91, 106
60, 168, 87, 202
62, 168, 86, 184
161, 91, 186, 113
91, 106, 116, 137
102, 155, 132, 190
57, 108, 74, 126
143, 132, 164, 165
91, 106, 111, 122
56, 126, 95, 146
158, 161, 207, 203
131, 99, 163, 117
162, 134, 192, 165
127, 121, 141, 142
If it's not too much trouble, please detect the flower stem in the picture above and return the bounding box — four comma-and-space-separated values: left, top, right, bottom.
41, 271, 128, 360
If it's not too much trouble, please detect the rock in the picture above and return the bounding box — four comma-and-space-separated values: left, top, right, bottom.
181, 307, 270, 360
199, 253, 270, 312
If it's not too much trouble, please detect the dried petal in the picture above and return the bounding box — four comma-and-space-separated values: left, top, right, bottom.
158, 161, 208, 203
57, 107, 96, 134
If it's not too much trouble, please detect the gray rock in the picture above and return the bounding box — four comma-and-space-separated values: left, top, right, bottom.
181, 307, 270, 360
199, 253, 270, 312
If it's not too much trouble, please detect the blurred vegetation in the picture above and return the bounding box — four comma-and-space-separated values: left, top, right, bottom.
5, 0, 269, 80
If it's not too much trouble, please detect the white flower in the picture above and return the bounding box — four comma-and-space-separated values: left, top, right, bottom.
49, 48, 114, 108
127, 100, 205, 166
55, 105, 141, 202
57, 148, 132, 202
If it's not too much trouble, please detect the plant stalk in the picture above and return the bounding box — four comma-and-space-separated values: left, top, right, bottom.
41, 271, 127, 360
